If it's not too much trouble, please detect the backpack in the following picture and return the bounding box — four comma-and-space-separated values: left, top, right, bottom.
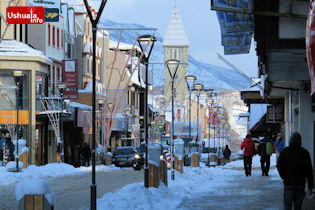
266, 142, 274, 155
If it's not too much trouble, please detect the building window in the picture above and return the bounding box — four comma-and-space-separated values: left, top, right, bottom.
61, 29, 64, 49
57, 28, 60, 49
48, 24, 51, 46
52, 26, 55, 47
57, 67, 60, 83
52, 66, 55, 95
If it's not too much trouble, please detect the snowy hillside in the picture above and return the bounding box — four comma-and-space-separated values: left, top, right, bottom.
100, 19, 250, 90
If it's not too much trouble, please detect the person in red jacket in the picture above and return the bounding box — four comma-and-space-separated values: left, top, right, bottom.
241, 134, 256, 176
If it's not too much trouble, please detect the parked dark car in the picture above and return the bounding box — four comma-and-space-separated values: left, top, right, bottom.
112, 146, 137, 168
133, 143, 146, 170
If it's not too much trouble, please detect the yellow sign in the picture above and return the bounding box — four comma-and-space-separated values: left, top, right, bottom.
0, 110, 29, 124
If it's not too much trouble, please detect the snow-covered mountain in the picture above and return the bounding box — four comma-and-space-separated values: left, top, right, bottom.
100, 19, 250, 90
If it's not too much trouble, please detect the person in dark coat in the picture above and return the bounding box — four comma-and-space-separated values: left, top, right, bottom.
223, 144, 231, 164
240, 134, 256, 176
277, 132, 313, 210
82, 143, 91, 166
258, 134, 274, 176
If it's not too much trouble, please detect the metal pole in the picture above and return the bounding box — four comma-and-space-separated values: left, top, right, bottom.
197, 94, 200, 152
144, 62, 149, 188
188, 89, 191, 154
60, 98, 64, 163
208, 106, 210, 165
91, 26, 97, 210
100, 105, 103, 145
171, 78, 175, 180
82, 2, 107, 209
16, 84, 19, 172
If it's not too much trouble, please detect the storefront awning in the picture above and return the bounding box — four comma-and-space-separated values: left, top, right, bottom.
249, 113, 280, 138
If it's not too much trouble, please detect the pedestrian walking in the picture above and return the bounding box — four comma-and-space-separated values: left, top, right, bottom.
240, 134, 256, 176
223, 144, 231, 164
274, 133, 285, 161
82, 143, 91, 166
277, 132, 313, 210
258, 134, 274, 176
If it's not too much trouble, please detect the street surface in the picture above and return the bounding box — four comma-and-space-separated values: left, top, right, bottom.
179, 166, 315, 210
0, 169, 143, 210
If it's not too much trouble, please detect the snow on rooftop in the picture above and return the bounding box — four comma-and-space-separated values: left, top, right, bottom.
109, 39, 141, 52
29, 0, 60, 8
69, 101, 92, 110
163, 7, 189, 47
0, 40, 51, 62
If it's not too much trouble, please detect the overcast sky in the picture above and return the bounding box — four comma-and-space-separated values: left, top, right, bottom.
102, 0, 258, 78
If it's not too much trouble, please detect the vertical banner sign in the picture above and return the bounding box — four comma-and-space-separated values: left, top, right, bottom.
6, 6, 45, 24
306, 0, 315, 95
62, 60, 78, 99
177, 109, 181, 121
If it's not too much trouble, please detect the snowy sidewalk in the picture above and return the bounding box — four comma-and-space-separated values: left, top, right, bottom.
96, 154, 314, 210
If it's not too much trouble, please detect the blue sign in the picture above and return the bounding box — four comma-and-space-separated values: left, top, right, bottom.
214, 0, 253, 55
45, 8, 59, 22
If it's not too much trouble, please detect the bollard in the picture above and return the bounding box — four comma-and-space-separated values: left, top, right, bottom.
19, 152, 28, 169
105, 154, 112, 166
174, 155, 183, 173
16, 178, 55, 210
148, 144, 160, 188
160, 159, 168, 186
192, 153, 199, 167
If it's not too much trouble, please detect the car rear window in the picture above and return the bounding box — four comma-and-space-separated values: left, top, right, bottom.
114, 148, 134, 155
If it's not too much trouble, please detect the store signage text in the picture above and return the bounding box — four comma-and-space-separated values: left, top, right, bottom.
6, 6, 45, 24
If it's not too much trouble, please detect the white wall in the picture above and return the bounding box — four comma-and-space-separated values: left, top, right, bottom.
299, 86, 315, 168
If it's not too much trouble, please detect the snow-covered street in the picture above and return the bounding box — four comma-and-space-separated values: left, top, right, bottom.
1, 155, 314, 209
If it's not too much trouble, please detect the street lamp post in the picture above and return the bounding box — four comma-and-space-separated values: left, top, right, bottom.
57, 82, 67, 163
138, 34, 156, 188
12, 70, 24, 172
82, 1, 107, 209
166, 59, 180, 181
193, 84, 203, 155
98, 99, 104, 146
107, 103, 113, 149
124, 109, 130, 146
206, 98, 213, 165
185, 75, 196, 154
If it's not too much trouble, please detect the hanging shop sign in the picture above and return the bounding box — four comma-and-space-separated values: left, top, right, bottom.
306, 0, 315, 95
266, 105, 284, 123
62, 60, 78, 99
213, 0, 253, 55
45, 8, 59, 22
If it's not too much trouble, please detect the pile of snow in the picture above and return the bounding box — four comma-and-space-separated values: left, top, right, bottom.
97, 153, 281, 209
15, 178, 56, 205
6, 161, 23, 172
0, 162, 127, 185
